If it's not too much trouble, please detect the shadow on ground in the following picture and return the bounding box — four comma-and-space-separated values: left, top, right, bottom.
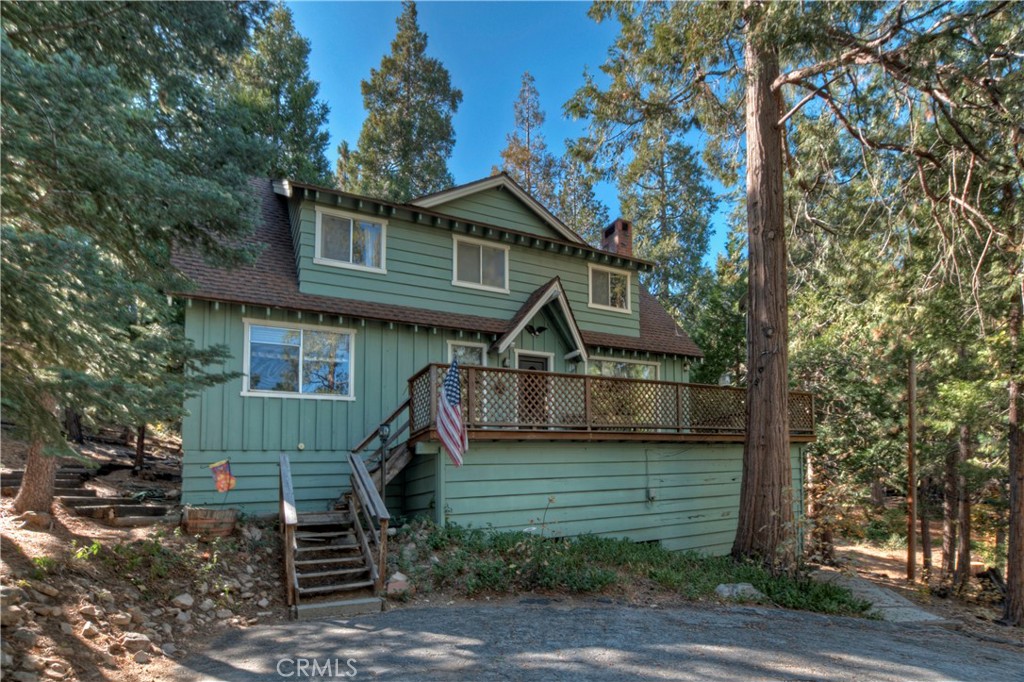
173, 601, 1022, 681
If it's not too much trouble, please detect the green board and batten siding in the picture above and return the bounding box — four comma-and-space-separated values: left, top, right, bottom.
425, 188, 557, 238
292, 199, 641, 338
422, 442, 805, 556
180, 300, 690, 514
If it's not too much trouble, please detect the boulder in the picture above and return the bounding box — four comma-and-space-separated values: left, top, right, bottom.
12, 628, 40, 647
197, 599, 216, 612
1, 605, 26, 628
714, 583, 766, 600
109, 613, 132, 626
214, 608, 233, 620
81, 622, 101, 639
27, 582, 58, 599
120, 632, 151, 653
79, 605, 103, 620
133, 651, 151, 664
171, 593, 194, 610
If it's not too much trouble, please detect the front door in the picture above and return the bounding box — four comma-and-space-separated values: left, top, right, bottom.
517, 353, 551, 427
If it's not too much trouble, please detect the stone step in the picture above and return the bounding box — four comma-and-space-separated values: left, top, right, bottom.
297, 580, 374, 596
73, 504, 174, 519
296, 567, 368, 580
294, 597, 383, 621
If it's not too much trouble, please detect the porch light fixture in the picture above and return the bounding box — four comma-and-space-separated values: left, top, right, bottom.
378, 423, 391, 446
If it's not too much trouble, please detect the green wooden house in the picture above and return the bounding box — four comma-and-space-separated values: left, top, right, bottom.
174, 175, 814, 613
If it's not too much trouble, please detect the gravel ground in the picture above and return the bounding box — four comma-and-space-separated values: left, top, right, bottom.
174, 599, 1022, 681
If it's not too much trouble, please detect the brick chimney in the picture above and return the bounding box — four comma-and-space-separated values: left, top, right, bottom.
601, 218, 632, 257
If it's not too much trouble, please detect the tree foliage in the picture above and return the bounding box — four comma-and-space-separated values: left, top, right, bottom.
337, 1, 462, 201
496, 71, 561, 210
233, 2, 332, 184
1, 1, 269, 510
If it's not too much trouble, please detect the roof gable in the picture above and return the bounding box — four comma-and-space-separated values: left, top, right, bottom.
411, 174, 587, 245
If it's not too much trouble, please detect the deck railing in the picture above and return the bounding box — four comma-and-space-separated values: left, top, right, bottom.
408, 363, 814, 438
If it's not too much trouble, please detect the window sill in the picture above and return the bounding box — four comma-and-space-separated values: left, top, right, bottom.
313, 257, 387, 275
451, 279, 510, 295
240, 390, 355, 402
587, 302, 632, 315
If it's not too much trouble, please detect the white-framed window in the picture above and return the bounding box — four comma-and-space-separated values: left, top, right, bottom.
588, 264, 631, 313
242, 320, 356, 400
452, 235, 509, 293
587, 357, 659, 380
314, 207, 386, 273
448, 340, 488, 366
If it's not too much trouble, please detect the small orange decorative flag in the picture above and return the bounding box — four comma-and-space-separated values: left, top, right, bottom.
209, 460, 236, 493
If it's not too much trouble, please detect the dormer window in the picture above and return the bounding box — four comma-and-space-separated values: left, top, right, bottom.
589, 264, 631, 313
452, 235, 509, 293
315, 207, 386, 273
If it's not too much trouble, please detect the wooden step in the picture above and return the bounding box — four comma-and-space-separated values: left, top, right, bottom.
55, 487, 94, 496
294, 597, 383, 620
295, 530, 354, 539
73, 504, 173, 519
294, 556, 365, 567
57, 495, 110, 506
297, 580, 374, 595
294, 543, 360, 553
296, 567, 368, 580
104, 515, 179, 527
296, 512, 352, 525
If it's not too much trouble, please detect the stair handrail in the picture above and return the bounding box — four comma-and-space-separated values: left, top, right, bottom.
352, 397, 411, 498
347, 452, 390, 591
278, 453, 299, 607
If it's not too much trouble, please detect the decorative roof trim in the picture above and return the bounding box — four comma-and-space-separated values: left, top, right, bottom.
491, 279, 588, 362
411, 173, 588, 246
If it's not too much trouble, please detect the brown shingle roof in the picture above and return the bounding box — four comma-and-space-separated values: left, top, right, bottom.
172, 179, 703, 358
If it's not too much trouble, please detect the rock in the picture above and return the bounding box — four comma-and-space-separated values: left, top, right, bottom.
128, 607, 146, 624
1, 605, 26, 627
109, 612, 132, 626
133, 651, 151, 664
17, 512, 52, 531
171, 593, 194, 610
387, 527, 398, 537
27, 582, 58, 599
429, 554, 441, 565
198, 599, 216, 612
81, 622, 101, 639
96, 590, 115, 605
26, 603, 52, 617
715, 583, 766, 600
161, 643, 177, 657
256, 598, 270, 608
47, 662, 68, 676
10, 672, 39, 682
1, 586, 27, 607
161, 623, 172, 636
59, 623, 73, 636
164, 489, 181, 500
120, 632, 151, 653
43, 670, 65, 680
197, 582, 209, 595
386, 572, 412, 596
12, 628, 39, 647
0, 650, 11, 668
21, 654, 45, 670
79, 605, 103, 619
175, 611, 191, 623
214, 608, 233, 619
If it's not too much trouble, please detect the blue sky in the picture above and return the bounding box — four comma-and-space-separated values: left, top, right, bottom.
289, 1, 731, 264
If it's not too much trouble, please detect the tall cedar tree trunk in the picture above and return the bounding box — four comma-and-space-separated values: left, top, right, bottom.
954, 424, 973, 591
1002, 272, 1023, 625
943, 442, 958, 581
14, 439, 59, 514
731, 28, 795, 571
64, 408, 84, 445
920, 478, 932, 578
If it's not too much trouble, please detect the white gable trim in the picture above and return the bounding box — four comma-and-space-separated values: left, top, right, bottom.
494, 282, 588, 362
411, 175, 587, 246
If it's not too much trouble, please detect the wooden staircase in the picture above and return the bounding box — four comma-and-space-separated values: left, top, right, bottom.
279, 454, 389, 620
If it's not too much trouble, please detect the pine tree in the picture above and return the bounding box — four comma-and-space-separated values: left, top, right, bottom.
497, 72, 561, 210
233, 3, 332, 185
338, 1, 462, 202
689, 221, 747, 386
557, 151, 609, 245
2, 2, 270, 513
618, 124, 717, 322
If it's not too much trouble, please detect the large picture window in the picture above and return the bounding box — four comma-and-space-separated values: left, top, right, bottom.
587, 357, 658, 380
589, 265, 631, 313
315, 208, 386, 273
244, 322, 355, 399
453, 236, 508, 293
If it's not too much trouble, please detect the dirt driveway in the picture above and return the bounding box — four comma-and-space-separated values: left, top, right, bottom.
172, 599, 1021, 681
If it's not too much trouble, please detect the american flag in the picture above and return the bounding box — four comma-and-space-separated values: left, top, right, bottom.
437, 358, 468, 467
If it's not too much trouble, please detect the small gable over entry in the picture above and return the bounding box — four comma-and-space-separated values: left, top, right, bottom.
492, 277, 587, 364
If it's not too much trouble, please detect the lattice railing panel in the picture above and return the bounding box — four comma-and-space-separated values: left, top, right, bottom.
406, 364, 815, 438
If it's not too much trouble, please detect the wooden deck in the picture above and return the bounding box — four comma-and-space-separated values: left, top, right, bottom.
407, 364, 815, 444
